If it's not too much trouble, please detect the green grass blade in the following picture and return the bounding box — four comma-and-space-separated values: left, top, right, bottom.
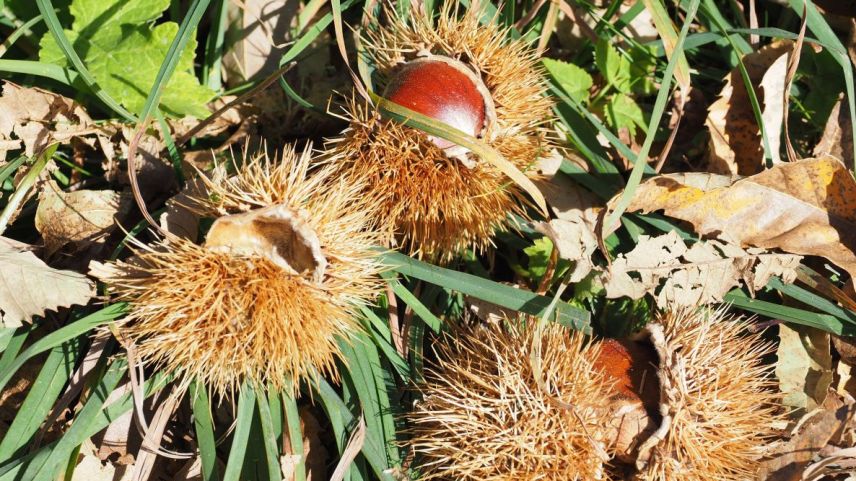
281, 392, 306, 481
786, 0, 856, 168
642, 0, 691, 92
312, 378, 393, 480
136, 0, 211, 122
725, 290, 856, 335
606, 0, 700, 230
0, 156, 26, 187
0, 12, 44, 58
381, 272, 442, 333
0, 328, 17, 354
19, 358, 127, 481
380, 251, 590, 331
276, 0, 357, 108
0, 143, 56, 235
191, 382, 220, 481
0, 303, 126, 394
202, 0, 228, 91
34, 0, 136, 121
0, 325, 31, 375
222, 385, 257, 481
767, 277, 856, 325
359, 307, 411, 380
0, 367, 170, 481
256, 392, 282, 481
339, 335, 398, 469
0, 338, 81, 462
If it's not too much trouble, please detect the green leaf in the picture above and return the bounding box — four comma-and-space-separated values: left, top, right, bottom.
628, 44, 658, 95
595, 38, 632, 93
605, 93, 646, 136
39, 0, 214, 117
0, 339, 81, 462
381, 251, 590, 332
222, 385, 256, 481
524, 237, 554, 280
191, 382, 220, 481
542, 58, 592, 104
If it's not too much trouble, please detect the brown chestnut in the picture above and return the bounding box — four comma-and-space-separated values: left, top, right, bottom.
383, 56, 492, 150
594, 338, 660, 410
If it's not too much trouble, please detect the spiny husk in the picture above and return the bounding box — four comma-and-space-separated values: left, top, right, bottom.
97, 147, 384, 395
327, 3, 555, 261
409, 323, 613, 480
636, 307, 783, 481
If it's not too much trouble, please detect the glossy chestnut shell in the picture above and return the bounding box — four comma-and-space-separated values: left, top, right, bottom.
383, 56, 490, 150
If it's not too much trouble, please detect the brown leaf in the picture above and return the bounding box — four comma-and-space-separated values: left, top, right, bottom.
760, 391, 856, 481
0, 238, 94, 327
620, 156, 856, 279
222, 0, 298, 85
814, 96, 853, 170
776, 324, 833, 412
601, 231, 801, 306
706, 41, 793, 175
35, 181, 129, 255
0, 81, 95, 161
535, 209, 600, 283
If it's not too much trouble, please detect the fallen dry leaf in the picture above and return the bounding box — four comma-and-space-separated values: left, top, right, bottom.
620, 156, 856, 279
35, 181, 129, 255
814, 96, 854, 170
222, 0, 297, 84
0, 237, 94, 327
0, 81, 96, 162
706, 41, 792, 175
760, 391, 856, 480
535, 212, 599, 283
72, 439, 132, 481
533, 170, 602, 282
601, 231, 800, 306
776, 324, 833, 412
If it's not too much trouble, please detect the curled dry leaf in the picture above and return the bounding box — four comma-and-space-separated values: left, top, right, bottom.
619, 156, 856, 279
0, 81, 96, 161
706, 41, 792, 175
0, 237, 94, 327
535, 211, 599, 283
534, 170, 602, 282
601, 231, 801, 307
776, 324, 833, 412
814, 96, 853, 170
759, 390, 856, 481
35, 181, 129, 255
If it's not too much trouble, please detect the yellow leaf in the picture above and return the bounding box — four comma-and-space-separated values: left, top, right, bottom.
619, 156, 856, 277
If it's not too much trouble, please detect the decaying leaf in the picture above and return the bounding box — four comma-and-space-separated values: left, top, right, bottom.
72, 440, 131, 481
601, 231, 800, 306
534, 170, 602, 282
814, 96, 854, 170
776, 324, 833, 412
0, 238, 94, 327
619, 157, 856, 279
0, 81, 96, 161
35, 181, 129, 254
706, 41, 792, 175
760, 391, 856, 481
535, 211, 599, 283
222, 0, 297, 84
